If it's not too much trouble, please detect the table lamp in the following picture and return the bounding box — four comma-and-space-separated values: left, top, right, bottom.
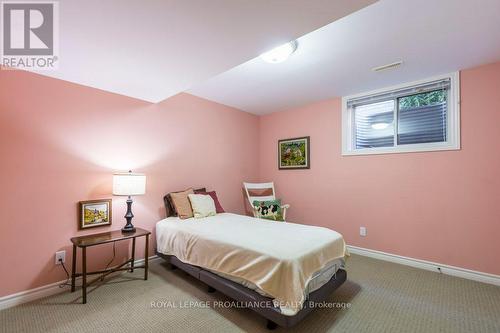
113, 171, 146, 232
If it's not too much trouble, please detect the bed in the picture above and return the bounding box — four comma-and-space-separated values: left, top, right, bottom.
156, 212, 347, 329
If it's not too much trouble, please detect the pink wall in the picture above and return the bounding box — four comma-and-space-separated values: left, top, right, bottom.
0, 69, 259, 297
259, 61, 500, 276
1, 61, 499, 299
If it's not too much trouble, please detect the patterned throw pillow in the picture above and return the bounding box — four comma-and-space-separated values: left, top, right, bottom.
252, 199, 283, 221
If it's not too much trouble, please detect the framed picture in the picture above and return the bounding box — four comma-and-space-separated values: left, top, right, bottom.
278, 136, 310, 170
79, 199, 112, 229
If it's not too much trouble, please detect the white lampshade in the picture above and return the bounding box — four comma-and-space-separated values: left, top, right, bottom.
113, 172, 146, 196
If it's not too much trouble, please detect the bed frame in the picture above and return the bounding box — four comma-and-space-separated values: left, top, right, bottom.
156, 252, 347, 330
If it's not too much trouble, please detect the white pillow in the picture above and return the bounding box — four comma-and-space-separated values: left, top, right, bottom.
188, 194, 216, 218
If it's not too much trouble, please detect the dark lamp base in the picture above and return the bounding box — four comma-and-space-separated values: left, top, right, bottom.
121, 225, 136, 233
122, 196, 136, 233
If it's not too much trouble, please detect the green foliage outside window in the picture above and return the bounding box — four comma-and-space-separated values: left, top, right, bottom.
399, 90, 446, 110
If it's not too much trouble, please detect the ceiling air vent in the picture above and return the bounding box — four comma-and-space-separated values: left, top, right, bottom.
372, 61, 403, 72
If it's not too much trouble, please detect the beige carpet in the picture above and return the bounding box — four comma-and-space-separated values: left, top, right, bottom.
1, 254, 500, 333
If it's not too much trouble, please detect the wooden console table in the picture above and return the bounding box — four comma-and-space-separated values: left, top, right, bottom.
70, 227, 151, 304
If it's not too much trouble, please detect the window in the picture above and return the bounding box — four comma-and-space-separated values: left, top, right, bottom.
342, 73, 460, 155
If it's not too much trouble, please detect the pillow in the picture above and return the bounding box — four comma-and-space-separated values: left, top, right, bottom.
164, 187, 206, 217
188, 194, 216, 218
253, 199, 283, 221
170, 188, 194, 219
194, 190, 225, 213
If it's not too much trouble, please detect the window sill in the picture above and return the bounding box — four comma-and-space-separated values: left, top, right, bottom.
342, 142, 461, 156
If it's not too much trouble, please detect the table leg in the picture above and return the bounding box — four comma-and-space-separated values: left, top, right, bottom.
131, 237, 136, 273
144, 234, 149, 280
71, 244, 77, 292
82, 247, 87, 304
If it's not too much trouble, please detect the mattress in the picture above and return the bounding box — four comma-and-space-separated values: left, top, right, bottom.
156, 213, 347, 316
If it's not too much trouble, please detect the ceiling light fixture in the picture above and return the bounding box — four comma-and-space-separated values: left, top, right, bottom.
260, 40, 298, 64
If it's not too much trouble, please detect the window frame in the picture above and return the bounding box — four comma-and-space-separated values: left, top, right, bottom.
341, 72, 460, 156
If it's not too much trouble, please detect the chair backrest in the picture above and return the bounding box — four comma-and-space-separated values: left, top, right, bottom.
243, 182, 276, 207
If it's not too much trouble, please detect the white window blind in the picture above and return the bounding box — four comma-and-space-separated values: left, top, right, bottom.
354, 100, 394, 149
398, 90, 447, 145
342, 73, 460, 155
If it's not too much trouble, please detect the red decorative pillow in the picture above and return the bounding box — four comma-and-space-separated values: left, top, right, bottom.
194, 190, 225, 213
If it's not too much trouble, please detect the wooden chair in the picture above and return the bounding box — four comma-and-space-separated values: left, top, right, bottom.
243, 182, 290, 220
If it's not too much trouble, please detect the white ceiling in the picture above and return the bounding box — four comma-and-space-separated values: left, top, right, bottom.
189, 0, 500, 114
30, 0, 376, 103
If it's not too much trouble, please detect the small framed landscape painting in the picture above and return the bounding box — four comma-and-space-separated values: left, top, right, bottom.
79, 199, 112, 229
278, 136, 310, 170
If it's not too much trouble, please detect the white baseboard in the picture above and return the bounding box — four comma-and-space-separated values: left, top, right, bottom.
347, 245, 500, 286
0, 279, 71, 311
0, 255, 159, 311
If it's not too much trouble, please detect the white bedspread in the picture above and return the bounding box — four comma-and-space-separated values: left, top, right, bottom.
156, 213, 346, 316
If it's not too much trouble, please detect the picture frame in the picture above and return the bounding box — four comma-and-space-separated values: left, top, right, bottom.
79, 199, 112, 230
278, 136, 310, 170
